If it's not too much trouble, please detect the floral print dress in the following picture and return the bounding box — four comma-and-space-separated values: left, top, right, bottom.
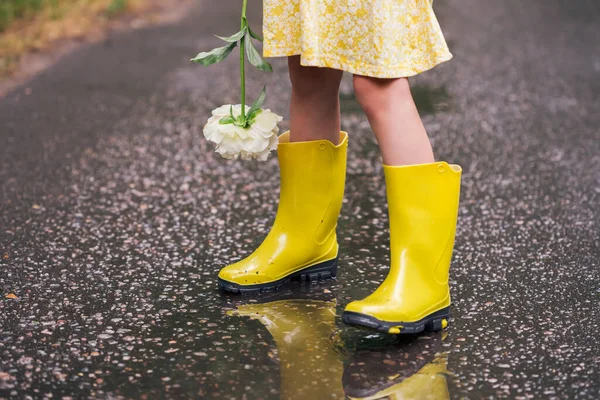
262, 0, 452, 78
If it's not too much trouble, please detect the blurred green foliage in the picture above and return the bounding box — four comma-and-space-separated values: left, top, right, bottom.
0, 0, 128, 32
107, 0, 126, 16
1, 0, 50, 31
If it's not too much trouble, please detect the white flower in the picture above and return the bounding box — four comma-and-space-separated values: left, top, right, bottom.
203, 104, 283, 161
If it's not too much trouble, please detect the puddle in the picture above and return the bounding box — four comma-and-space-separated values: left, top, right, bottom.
340, 85, 451, 116
226, 288, 451, 399
410, 86, 451, 115
340, 91, 365, 115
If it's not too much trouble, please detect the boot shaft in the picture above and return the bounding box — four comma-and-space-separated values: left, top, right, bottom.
384, 162, 462, 285
275, 131, 348, 243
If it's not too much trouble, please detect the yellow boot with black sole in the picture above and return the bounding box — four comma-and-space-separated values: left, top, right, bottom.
218, 131, 348, 293
343, 162, 462, 334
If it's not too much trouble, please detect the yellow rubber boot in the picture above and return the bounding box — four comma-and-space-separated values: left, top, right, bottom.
343, 162, 462, 334
229, 298, 345, 399
218, 131, 348, 293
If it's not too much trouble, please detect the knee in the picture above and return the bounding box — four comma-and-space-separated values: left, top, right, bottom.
352, 75, 412, 115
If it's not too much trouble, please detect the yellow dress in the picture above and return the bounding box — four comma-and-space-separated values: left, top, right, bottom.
262, 0, 452, 78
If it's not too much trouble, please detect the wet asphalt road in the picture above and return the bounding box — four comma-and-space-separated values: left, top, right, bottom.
1, 0, 599, 398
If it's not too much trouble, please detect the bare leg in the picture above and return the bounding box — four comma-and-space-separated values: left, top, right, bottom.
288, 56, 344, 144
353, 74, 434, 165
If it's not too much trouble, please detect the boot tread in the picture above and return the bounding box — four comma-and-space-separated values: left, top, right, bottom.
342, 307, 450, 335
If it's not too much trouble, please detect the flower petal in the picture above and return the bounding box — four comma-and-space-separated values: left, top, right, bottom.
252, 109, 283, 137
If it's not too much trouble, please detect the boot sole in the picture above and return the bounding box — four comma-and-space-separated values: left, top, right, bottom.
342, 307, 450, 335
218, 258, 338, 294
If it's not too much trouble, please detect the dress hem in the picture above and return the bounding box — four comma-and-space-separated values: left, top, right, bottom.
263, 47, 453, 79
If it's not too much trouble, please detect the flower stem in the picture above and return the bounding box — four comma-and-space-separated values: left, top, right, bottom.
240, 0, 248, 121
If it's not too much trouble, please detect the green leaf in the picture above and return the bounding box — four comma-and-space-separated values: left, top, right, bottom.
247, 85, 267, 121
248, 25, 263, 42
190, 42, 237, 66
246, 109, 262, 126
244, 31, 272, 72
215, 27, 247, 43
219, 116, 234, 125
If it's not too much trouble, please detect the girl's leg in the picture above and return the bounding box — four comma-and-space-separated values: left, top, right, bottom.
342, 74, 461, 335
352, 75, 434, 165
217, 59, 349, 294
288, 55, 344, 144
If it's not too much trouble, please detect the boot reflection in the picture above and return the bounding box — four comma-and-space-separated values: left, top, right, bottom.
343, 333, 449, 400
229, 295, 344, 400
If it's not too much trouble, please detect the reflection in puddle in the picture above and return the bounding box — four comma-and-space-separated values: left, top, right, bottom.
229, 295, 344, 399
228, 292, 450, 400
342, 333, 449, 400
